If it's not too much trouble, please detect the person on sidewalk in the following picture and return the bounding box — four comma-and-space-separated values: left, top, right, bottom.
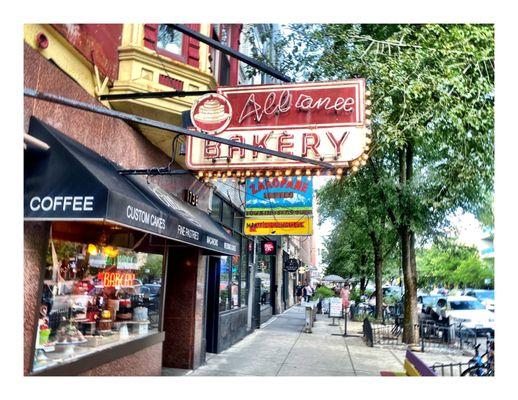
296, 282, 304, 305
304, 283, 314, 302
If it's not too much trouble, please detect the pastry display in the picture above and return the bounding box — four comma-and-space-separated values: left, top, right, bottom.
117, 299, 133, 320
55, 319, 86, 344
194, 99, 229, 124
133, 307, 148, 322
98, 319, 112, 332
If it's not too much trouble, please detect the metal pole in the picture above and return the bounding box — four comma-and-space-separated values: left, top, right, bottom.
24, 88, 335, 170
343, 306, 348, 336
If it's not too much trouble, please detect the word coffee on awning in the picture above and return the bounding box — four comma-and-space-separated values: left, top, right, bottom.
186, 79, 368, 172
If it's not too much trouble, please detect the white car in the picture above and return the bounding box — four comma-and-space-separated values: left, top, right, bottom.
464, 290, 495, 312
443, 295, 495, 334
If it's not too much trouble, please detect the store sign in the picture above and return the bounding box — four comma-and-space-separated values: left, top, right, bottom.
98, 272, 136, 287
186, 79, 370, 174
245, 176, 313, 236
260, 240, 277, 255
329, 297, 343, 318
245, 218, 312, 236
116, 254, 139, 270
283, 258, 300, 272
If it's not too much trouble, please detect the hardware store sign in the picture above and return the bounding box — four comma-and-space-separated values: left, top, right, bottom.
244, 176, 313, 236
186, 79, 368, 171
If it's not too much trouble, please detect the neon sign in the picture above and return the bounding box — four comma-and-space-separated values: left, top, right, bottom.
98, 272, 136, 287
186, 79, 371, 178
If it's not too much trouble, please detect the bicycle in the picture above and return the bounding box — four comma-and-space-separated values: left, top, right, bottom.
461, 336, 494, 376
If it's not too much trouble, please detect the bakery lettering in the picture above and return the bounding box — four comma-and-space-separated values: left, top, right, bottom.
178, 224, 200, 240
126, 205, 166, 230
203, 131, 350, 160
206, 236, 219, 246
29, 195, 94, 212
98, 272, 135, 287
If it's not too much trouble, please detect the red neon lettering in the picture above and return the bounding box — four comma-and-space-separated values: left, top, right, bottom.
326, 131, 350, 157
252, 133, 272, 158
204, 141, 221, 159
228, 135, 245, 159
278, 134, 294, 155
302, 133, 321, 157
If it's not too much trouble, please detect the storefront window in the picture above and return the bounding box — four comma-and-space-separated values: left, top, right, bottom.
219, 256, 230, 312
211, 195, 222, 222
230, 253, 240, 309
157, 25, 184, 55
256, 254, 271, 309
32, 239, 163, 373
222, 202, 233, 228
240, 237, 249, 306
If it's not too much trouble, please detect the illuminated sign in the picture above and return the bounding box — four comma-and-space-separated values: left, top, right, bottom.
186, 79, 371, 177
98, 272, 136, 287
261, 240, 277, 255
245, 176, 313, 236
245, 217, 313, 236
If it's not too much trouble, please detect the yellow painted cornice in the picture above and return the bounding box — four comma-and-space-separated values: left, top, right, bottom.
117, 45, 217, 89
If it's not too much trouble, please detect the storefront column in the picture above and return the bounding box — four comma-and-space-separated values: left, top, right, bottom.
24, 221, 50, 375
162, 247, 205, 369
287, 273, 294, 308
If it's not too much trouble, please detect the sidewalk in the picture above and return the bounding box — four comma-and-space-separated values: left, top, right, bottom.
165, 305, 471, 376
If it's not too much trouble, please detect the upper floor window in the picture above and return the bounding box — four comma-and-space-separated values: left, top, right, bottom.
211, 24, 232, 85
157, 25, 184, 56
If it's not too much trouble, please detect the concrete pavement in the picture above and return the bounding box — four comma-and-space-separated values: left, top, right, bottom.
163, 305, 472, 376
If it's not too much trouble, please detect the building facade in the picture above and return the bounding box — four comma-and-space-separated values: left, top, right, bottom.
24, 23, 245, 376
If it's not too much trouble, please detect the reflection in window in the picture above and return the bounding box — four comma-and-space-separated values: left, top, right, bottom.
157, 25, 184, 55
256, 254, 271, 308
219, 256, 230, 312
240, 238, 249, 306
33, 239, 163, 373
211, 195, 222, 222
222, 202, 233, 228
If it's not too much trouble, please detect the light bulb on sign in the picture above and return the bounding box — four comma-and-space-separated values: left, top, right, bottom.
226, 170, 232, 177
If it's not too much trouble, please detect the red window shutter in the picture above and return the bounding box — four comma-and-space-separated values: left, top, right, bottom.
143, 24, 158, 50
185, 24, 200, 68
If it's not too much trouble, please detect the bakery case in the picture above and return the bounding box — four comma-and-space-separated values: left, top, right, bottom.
32, 234, 165, 374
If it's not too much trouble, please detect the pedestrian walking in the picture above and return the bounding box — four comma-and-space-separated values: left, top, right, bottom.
296, 282, 304, 305
340, 283, 350, 310
304, 283, 314, 302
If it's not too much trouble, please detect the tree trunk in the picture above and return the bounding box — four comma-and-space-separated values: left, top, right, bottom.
401, 226, 419, 344
360, 276, 366, 296
369, 231, 384, 319
400, 142, 419, 344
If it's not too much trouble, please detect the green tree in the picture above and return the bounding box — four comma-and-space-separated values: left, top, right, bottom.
256, 24, 494, 343
417, 240, 493, 289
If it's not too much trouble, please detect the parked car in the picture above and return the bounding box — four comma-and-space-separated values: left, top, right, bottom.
417, 294, 445, 313
443, 295, 495, 334
464, 289, 494, 312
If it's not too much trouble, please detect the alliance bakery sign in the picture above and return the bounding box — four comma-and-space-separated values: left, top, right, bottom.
186, 79, 371, 175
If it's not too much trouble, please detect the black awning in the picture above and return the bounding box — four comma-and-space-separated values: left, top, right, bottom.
24, 117, 239, 256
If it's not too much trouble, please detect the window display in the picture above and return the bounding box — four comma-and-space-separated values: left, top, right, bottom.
32, 239, 163, 373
